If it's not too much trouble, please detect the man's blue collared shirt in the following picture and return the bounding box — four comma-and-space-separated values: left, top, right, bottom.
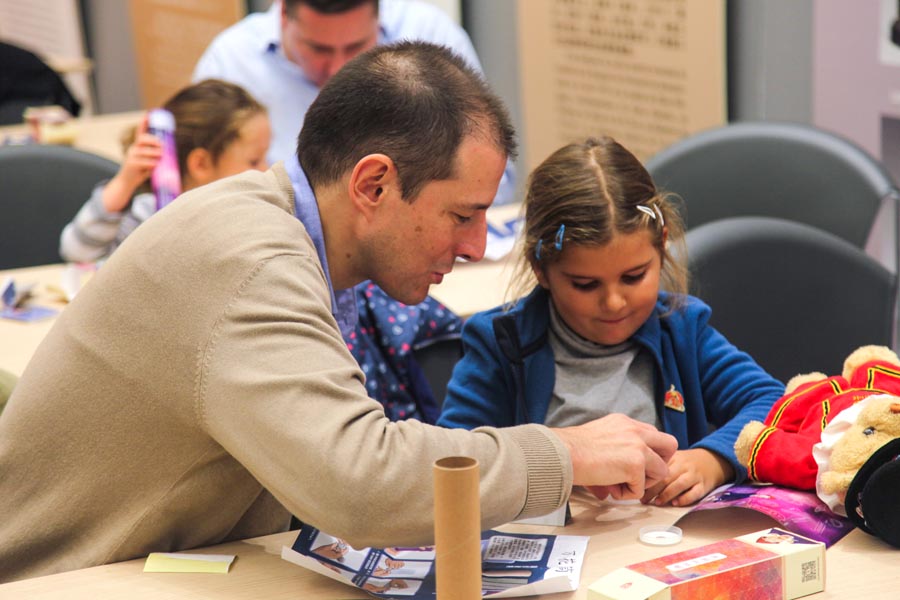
285, 156, 358, 337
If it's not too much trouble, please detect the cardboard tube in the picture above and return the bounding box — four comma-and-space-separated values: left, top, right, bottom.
434, 456, 481, 600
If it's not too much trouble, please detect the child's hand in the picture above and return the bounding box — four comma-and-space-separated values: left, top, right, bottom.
640, 448, 733, 507
102, 114, 163, 213
119, 132, 163, 188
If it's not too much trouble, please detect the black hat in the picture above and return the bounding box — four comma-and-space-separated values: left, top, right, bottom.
845, 438, 900, 548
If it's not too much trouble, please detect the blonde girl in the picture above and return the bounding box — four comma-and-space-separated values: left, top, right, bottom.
60, 79, 270, 263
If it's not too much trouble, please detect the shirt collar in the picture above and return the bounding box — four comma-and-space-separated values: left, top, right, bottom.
285, 155, 359, 336
261, 1, 283, 54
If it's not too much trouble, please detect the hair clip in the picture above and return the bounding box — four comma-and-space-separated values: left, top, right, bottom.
534, 224, 566, 261
554, 224, 565, 250
637, 205, 656, 220
637, 204, 665, 227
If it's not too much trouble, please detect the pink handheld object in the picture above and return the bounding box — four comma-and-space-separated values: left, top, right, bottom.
148, 108, 182, 211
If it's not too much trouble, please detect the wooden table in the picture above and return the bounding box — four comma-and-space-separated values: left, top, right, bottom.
0, 110, 141, 162
0, 488, 892, 598
0, 264, 83, 377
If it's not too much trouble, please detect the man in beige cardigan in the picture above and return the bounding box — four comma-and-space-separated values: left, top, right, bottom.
0, 42, 676, 582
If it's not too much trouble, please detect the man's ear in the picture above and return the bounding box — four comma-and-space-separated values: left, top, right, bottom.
347, 153, 397, 220
185, 147, 215, 187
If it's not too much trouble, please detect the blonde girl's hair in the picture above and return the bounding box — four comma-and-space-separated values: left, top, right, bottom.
120, 79, 267, 179
507, 136, 688, 310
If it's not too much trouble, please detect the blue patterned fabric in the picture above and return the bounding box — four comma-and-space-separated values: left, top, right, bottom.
347, 281, 462, 424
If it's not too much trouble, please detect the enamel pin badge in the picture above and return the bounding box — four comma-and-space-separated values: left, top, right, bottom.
664, 385, 685, 412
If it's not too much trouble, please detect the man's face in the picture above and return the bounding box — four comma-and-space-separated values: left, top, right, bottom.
281, 2, 379, 87
363, 136, 507, 305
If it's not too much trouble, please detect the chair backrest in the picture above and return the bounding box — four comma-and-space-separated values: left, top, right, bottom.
686, 216, 897, 383
0, 42, 81, 125
646, 121, 899, 252
412, 335, 463, 410
0, 144, 119, 270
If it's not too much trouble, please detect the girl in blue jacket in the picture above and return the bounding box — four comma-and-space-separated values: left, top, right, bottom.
438, 137, 784, 507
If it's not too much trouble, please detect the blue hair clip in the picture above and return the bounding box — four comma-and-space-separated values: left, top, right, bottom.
535, 224, 566, 261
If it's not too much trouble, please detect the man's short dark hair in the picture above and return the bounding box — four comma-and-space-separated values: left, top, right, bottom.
297, 41, 517, 201
284, 0, 378, 17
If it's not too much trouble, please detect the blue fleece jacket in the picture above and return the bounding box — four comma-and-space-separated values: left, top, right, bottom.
437, 287, 785, 481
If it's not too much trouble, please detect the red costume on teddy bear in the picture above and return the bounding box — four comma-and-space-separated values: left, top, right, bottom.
737, 346, 900, 490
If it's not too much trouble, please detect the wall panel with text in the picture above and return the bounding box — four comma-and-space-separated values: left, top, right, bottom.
518, 0, 726, 169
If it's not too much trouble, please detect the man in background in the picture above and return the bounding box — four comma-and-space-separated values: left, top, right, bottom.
193, 0, 514, 204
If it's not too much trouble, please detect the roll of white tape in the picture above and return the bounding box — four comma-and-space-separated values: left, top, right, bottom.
639, 525, 683, 546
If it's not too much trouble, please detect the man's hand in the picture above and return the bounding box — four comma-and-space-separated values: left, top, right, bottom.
551, 414, 677, 501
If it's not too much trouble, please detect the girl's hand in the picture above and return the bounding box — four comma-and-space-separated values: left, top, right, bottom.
102, 114, 163, 213
640, 448, 733, 507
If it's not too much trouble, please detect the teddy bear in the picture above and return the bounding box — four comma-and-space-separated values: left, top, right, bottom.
733, 345, 900, 491
817, 396, 900, 501
813, 395, 900, 548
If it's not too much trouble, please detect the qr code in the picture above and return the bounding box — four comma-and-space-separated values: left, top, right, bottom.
801, 559, 818, 583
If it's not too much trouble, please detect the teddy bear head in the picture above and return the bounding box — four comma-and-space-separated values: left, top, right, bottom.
819, 396, 900, 498
780, 345, 900, 394
841, 345, 900, 381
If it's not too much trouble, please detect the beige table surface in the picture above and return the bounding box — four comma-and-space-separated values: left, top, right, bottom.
0, 488, 892, 598
0, 110, 141, 162
0, 263, 86, 377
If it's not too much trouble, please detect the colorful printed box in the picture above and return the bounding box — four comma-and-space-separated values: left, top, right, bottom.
588, 528, 825, 600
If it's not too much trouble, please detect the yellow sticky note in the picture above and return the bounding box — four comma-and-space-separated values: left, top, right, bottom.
143, 552, 236, 573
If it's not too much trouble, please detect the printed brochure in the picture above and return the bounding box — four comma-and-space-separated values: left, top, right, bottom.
677, 483, 853, 547
281, 525, 588, 598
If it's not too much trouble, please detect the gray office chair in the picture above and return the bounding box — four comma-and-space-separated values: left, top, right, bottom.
646, 121, 900, 256
0, 144, 119, 269
686, 216, 897, 383
412, 335, 463, 411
